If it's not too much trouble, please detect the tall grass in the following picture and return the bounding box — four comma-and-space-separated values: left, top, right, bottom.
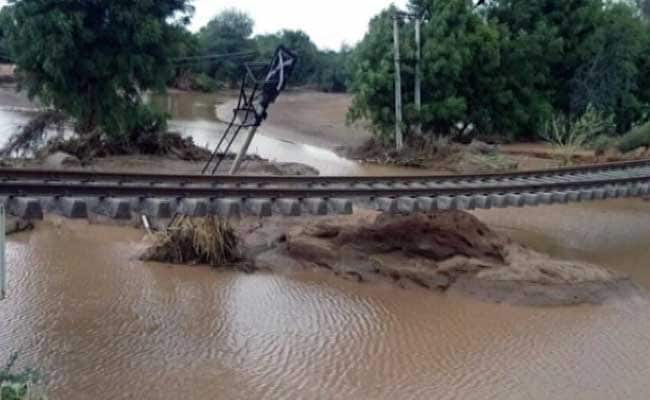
541, 105, 615, 165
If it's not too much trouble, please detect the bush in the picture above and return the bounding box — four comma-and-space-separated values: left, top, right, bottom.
541, 105, 615, 164
0, 354, 44, 400
617, 122, 650, 153
191, 73, 221, 93
591, 134, 620, 153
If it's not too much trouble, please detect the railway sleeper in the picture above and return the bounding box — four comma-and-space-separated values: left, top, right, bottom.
92, 197, 132, 220
211, 198, 243, 218
49, 197, 88, 219
140, 198, 175, 219
245, 198, 273, 217
176, 198, 210, 217
0, 197, 45, 220
302, 198, 329, 216
274, 199, 302, 217
397, 197, 420, 214
373, 197, 399, 213
328, 198, 354, 215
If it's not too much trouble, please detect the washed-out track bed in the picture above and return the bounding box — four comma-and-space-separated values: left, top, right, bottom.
1, 160, 649, 220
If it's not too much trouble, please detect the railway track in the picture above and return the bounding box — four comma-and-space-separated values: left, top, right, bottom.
0, 159, 649, 220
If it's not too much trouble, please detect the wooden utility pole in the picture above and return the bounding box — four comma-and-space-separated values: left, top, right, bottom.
414, 17, 422, 136
393, 15, 404, 151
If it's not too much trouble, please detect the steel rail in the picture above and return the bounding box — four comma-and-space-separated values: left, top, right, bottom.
1, 174, 648, 199
1, 158, 650, 186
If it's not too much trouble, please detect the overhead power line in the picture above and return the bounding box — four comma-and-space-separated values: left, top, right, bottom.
172, 51, 257, 63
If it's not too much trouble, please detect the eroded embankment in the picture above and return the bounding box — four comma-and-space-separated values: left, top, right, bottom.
247, 210, 642, 306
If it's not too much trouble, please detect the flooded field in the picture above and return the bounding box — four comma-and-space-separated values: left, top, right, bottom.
151, 91, 425, 176
1, 87, 650, 399
1, 205, 650, 399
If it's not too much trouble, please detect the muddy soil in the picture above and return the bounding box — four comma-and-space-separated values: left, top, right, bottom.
238, 210, 640, 306
262, 90, 372, 151
10, 153, 319, 177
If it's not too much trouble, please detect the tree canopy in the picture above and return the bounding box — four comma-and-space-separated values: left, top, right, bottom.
0, 6, 12, 62
185, 9, 352, 92
348, 0, 650, 143
196, 8, 256, 86
7, 0, 193, 136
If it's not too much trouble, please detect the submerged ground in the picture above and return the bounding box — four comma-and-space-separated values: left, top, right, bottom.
1, 85, 650, 399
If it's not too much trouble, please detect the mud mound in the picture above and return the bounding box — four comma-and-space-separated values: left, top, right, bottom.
275, 211, 638, 306
336, 212, 506, 262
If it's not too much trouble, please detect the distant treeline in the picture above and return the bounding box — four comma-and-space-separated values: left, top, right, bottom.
173, 9, 353, 93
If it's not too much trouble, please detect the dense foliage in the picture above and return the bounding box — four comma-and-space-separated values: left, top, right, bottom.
0, 6, 12, 61
182, 9, 352, 92
348, 0, 650, 143
6, 0, 193, 137
196, 8, 256, 86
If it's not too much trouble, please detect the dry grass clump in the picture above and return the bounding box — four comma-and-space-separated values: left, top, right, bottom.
141, 216, 240, 267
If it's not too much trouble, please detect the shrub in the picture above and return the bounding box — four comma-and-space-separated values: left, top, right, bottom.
617, 122, 650, 153
591, 134, 619, 153
0, 354, 44, 400
191, 73, 222, 93
541, 105, 615, 164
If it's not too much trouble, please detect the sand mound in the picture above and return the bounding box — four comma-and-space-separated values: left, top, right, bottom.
269, 211, 638, 306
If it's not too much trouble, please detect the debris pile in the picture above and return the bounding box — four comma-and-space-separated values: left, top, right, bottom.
141, 216, 240, 267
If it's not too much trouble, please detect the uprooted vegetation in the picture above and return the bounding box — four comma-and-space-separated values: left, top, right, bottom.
1, 111, 210, 163
0, 111, 67, 157
347, 136, 518, 173
141, 216, 241, 267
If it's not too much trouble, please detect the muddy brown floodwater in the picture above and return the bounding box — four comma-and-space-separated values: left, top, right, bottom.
2, 206, 650, 400
1, 90, 650, 399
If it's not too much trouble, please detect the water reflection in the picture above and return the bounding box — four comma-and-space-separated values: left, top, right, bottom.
1, 220, 650, 399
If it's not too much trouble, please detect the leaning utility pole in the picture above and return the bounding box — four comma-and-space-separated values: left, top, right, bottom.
393, 15, 404, 151
414, 17, 422, 137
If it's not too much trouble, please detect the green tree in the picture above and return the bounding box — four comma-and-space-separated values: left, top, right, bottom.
0, 6, 13, 62
571, 2, 649, 132
347, 7, 398, 140
7, 0, 193, 137
316, 46, 353, 93
351, 0, 650, 143
255, 30, 320, 86
417, 0, 505, 137
489, 0, 604, 115
197, 9, 255, 85
348, 2, 505, 141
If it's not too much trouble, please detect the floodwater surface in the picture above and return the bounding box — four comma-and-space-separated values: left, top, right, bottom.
151, 91, 427, 176
1, 89, 650, 399
1, 207, 650, 399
